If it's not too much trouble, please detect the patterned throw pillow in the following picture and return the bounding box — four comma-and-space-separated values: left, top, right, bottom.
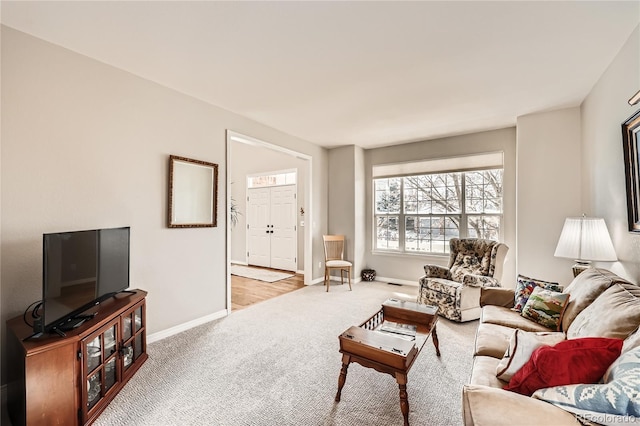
513, 274, 563, 312
533, 345, 640, 423
521, 286, 569, 331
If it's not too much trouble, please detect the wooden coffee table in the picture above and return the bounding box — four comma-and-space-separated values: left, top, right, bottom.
335, 298, 440, 426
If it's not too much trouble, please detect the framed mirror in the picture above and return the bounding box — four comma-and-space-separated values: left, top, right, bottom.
622, 109, 640, 233
168, 155, 218, 228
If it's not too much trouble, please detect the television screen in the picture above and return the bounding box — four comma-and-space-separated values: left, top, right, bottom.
42, 227, 130, 332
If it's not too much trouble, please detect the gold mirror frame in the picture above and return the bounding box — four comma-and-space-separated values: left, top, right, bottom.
168, 155, 218, 228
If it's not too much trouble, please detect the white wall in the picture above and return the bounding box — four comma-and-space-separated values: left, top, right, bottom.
328, 146, 356, 275
582, 25, 640, 283
326, 144, 374, 280
1, 26, 328, 383
229, 141, 307, 271
363, 128, 517, 287
354, 146, 366, 277
516, 107, 582, 287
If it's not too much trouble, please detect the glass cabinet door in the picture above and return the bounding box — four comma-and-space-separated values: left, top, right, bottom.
121, 302, 146, 377
82, 319, 120, 417
86, 334, 101, 412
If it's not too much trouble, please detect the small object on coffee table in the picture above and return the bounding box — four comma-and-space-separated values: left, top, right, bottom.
335, 298, 439, 426
378, 320, 417, 339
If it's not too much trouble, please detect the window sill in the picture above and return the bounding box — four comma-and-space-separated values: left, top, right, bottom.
371, 249, 449, 262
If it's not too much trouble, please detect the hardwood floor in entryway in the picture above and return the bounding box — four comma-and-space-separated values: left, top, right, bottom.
231, 267, 305, 311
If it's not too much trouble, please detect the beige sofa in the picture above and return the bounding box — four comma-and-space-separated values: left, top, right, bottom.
462, 268, 640, 425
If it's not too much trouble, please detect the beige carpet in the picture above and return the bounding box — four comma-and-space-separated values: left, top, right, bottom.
94, 281, 477, 426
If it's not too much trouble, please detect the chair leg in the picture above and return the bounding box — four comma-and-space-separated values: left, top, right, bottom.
326, 267, 353, 292
325, 267, 329, 292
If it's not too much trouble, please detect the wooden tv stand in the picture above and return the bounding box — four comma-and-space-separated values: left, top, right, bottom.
6, 289, 148, 426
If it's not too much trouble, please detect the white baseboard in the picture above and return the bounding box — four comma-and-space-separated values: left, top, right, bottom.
147, 309, 228, 344
310, 276, 416, 287
374, 276, 419, 287
310, 276, 363, 285
310, 276, 324, 285
327, 276, 362, 284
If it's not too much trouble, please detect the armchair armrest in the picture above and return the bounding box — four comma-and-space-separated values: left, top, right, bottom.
480, 287, 515, 308
423, 264, 451, 279
462, 385, 580, 426
462, 274, 500, 288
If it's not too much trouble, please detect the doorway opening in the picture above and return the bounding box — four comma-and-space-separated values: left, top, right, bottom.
226, 131, 312, 312
247, 170, 297, 271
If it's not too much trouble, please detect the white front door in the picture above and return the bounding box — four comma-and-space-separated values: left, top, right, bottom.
270, 185, 297, 271
247, 185, 297, 271
247, 188, 271, 267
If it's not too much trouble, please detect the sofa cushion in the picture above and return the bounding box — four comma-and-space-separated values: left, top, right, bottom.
567, 283, 640, 340
533, 345, 640, 421
521, 287, 569, 331
475, 322, 518, 359
463, 385, 582, 426
504, 337, 623, 396
480, 287, 516, 308
496, 330, 565, 382
481, 305, 554, 332
513, 274, 562, 312
561, 268, 631, 332
469, 356, 506, 389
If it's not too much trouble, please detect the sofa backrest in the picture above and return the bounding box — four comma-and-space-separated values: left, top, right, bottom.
561, 268, 632, 332
567, 281, 640, 341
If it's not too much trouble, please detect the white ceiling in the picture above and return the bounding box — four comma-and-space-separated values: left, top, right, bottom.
2, 1, 639, 149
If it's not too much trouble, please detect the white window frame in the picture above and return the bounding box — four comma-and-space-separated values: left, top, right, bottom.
247, 168, 297, 189
372, 154, 504, 256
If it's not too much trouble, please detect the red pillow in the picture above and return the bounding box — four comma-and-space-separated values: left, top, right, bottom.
504, 337, 623, 396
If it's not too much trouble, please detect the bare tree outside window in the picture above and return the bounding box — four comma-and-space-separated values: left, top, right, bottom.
375, 178, 400, 249
465, 170, 503, 240
374, 169, 503, 254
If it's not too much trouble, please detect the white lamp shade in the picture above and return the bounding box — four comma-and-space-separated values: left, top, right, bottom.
554, 217, 617, 262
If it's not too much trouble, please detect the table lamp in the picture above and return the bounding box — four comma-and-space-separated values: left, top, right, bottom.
554, 216, 617, 277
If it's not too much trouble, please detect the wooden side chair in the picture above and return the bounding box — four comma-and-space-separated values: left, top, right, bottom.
323, 235, 352, 292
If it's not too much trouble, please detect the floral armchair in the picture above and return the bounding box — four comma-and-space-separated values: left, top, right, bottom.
417, 238, 509, 322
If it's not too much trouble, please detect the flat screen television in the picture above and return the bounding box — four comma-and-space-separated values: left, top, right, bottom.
38, 226, 130, 334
